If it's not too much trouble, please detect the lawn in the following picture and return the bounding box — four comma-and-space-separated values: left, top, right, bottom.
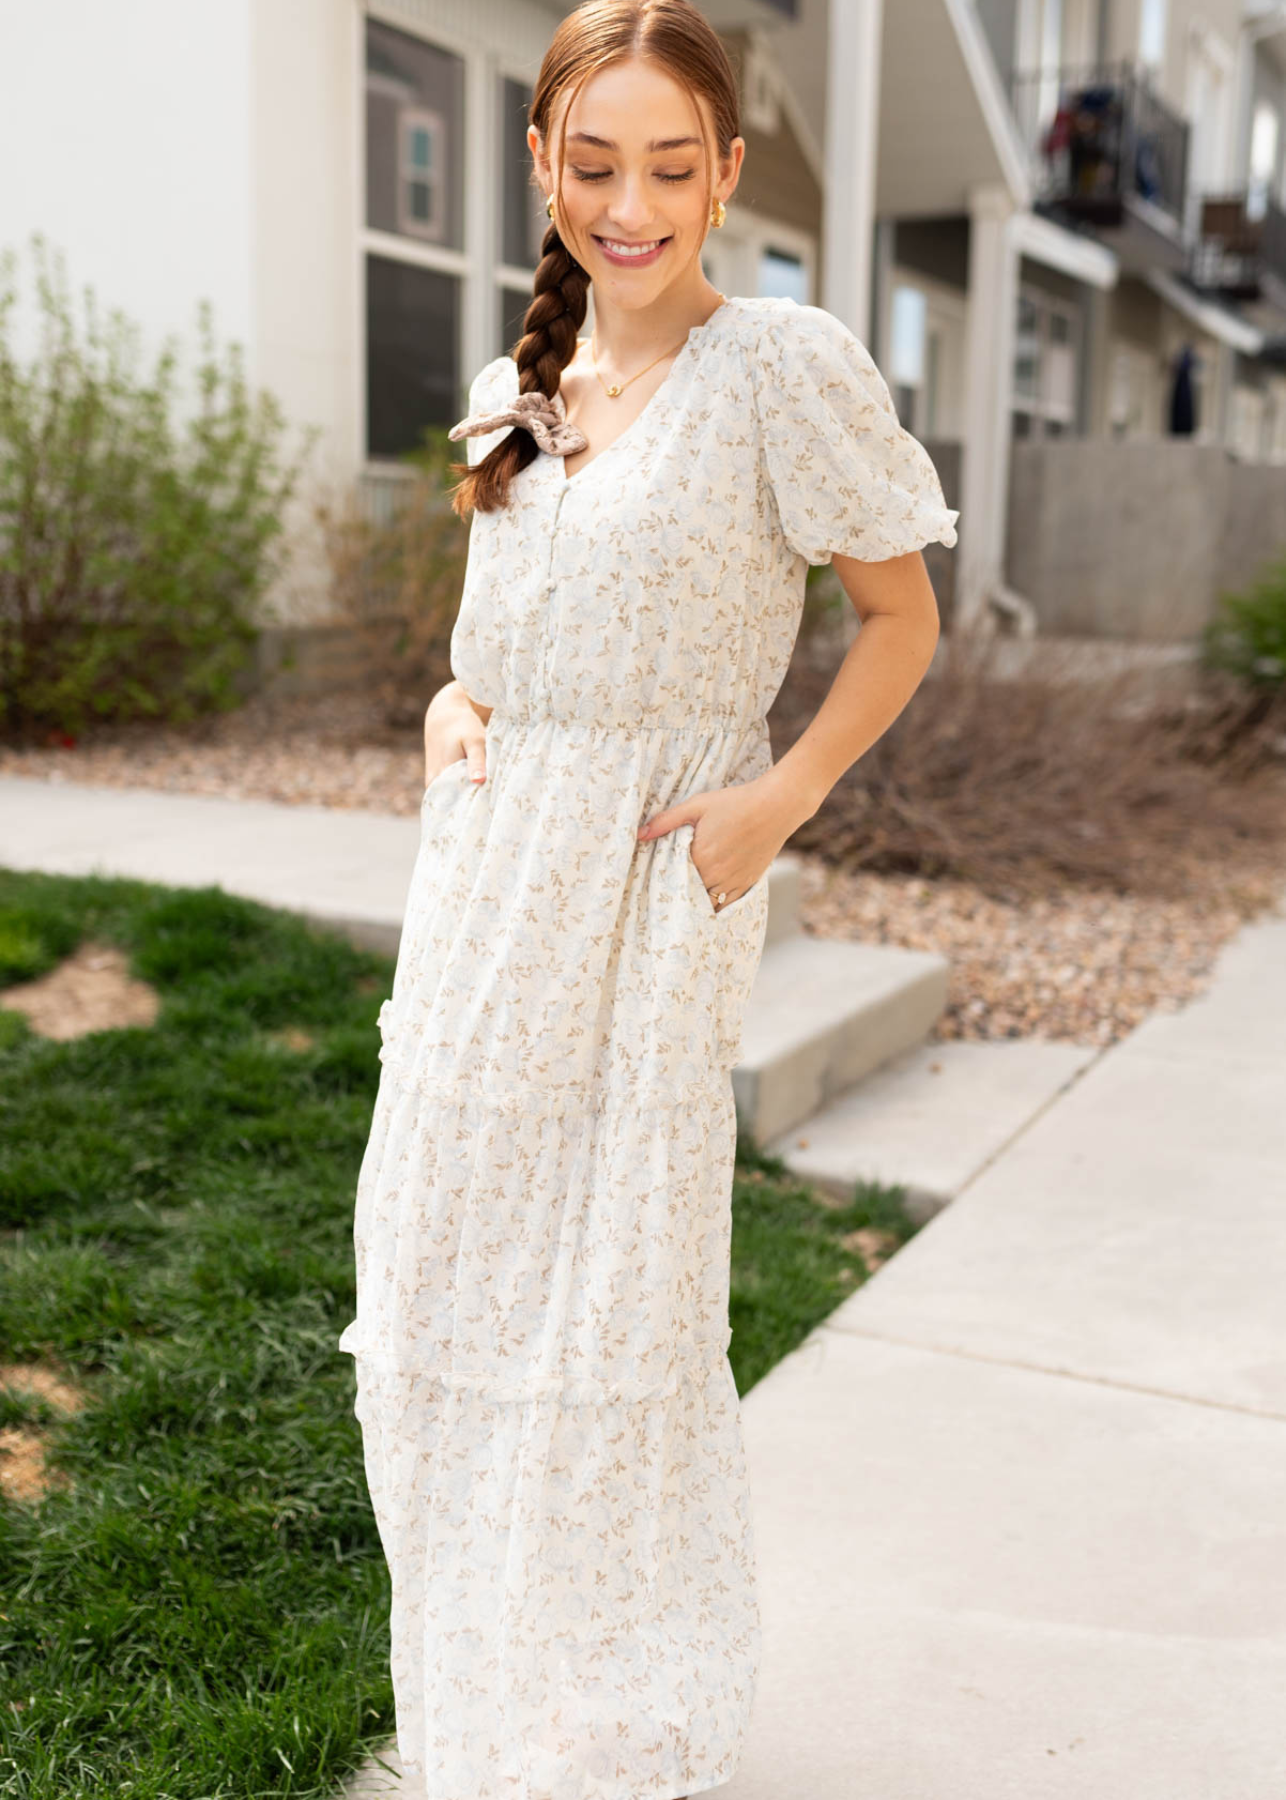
0, 867, 917, 1798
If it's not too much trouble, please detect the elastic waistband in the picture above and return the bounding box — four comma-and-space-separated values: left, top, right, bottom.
487, 707, 764, 735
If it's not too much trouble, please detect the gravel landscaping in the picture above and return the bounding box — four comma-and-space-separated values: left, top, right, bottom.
4, 675, 1284, 1052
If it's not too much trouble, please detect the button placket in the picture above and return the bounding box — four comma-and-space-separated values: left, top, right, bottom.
532, 480, 568, 712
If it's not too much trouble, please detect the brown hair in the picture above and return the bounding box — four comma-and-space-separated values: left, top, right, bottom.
449, 0, 740, 518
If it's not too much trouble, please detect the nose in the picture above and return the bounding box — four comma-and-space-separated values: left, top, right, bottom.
603, 172, 657, 234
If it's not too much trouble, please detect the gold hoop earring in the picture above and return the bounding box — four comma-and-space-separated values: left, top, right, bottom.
709, 197, 726, 229
546, 193, 555, 218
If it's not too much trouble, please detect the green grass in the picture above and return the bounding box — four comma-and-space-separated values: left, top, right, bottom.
729, 1137, 919, 1392
0, 867, 919, 1797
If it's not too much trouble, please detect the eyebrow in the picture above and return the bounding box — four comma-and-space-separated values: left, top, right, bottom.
567, 133, 702, 152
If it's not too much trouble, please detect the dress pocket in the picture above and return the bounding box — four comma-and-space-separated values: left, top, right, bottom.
422, 754, 470, 801
677, 823, 770, 1068
678, 821, 770, 926
419, 756, 472, 839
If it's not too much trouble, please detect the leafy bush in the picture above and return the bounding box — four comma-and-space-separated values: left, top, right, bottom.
1203, 549, 1286, 694
0, 232, 317, 741
308, 430, 472, 705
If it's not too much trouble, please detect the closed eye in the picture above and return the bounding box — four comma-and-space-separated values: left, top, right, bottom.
570, 169, 696, 184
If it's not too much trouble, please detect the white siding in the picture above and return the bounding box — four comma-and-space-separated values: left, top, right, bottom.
0, 0, 253, 380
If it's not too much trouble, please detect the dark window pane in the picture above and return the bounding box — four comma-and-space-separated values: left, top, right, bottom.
499, 286, 535, 359
758, 247, 808, 302
500, 76, 544, 269
366, 254, 460, 460
366, 18, 464, 249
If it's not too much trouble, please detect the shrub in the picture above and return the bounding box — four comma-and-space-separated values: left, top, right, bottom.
0, 232, 317, 742
308, 430, 472, 709
1202, 548, 1286, 696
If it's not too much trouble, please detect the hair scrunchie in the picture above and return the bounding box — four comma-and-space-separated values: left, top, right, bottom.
447, 386, 588, 456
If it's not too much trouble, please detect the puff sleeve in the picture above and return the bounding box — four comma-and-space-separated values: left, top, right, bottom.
461, 355, 519, 467
750, 301, 960, 566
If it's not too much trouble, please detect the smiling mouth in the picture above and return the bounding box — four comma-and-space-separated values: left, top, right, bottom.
593, 235, 672, 255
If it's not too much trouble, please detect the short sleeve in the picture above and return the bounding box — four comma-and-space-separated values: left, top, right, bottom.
749, 301, 960, 566
460, 354, 519, 467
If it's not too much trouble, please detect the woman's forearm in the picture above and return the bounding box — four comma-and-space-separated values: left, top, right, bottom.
432, 678, 493, 727
762, 611, 939, 829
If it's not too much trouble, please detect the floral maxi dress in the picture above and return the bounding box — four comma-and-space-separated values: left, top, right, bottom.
337, 295, 959, 1800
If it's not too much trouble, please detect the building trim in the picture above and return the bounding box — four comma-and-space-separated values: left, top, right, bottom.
944, 0, 1036, 210
1012, 209, 1119, 289
1146, 268, 1266, 353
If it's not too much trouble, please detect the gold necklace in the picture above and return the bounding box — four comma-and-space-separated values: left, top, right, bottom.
588, 293, 727, 398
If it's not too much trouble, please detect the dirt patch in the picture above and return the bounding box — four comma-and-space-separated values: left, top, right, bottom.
0, 1361, 87, 1504
0, 941, 160, 1040
838, 1227, 900, 1272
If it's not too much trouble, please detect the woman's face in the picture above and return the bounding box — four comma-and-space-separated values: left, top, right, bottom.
530, 57, 741, 312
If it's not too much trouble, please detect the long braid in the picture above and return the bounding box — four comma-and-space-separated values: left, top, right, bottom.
448, 194, 589, 516
449, 0, 739, 517
514, 221, 590, 414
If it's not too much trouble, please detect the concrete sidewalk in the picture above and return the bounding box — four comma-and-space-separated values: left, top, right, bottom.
0, 774, 419, 953
725, 898, 1286, 1800
5, 773, 1285, 1797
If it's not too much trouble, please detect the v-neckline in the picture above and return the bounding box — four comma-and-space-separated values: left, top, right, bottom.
552, 296, 736, 489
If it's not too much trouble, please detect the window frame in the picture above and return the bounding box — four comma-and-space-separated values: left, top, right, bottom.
359, 8, 536, 479
397, 104, 447, 243
1012, 283, 1083, 438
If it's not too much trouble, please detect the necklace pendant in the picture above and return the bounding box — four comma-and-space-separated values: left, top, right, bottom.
606, 383, 622, 397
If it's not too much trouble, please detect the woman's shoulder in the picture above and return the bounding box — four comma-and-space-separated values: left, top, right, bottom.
730, 295, 890, 433
725, 294, 860, 359
467, 351, 518, 406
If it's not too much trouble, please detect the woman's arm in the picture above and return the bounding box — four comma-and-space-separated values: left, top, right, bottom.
424, 679, 492, 786
637, 548, 941, 906
761, 547, 940, 825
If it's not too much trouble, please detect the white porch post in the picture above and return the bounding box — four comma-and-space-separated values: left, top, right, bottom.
823, 0, 883, 341
959, 180, 1020, 628
869, 215, 897, 371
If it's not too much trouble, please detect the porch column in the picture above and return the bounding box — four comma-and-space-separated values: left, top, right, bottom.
822, 0, 883, 341
959, 180, 1021, 628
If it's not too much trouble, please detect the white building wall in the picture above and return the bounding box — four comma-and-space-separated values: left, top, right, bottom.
0, 0, 253, 379
250, 0, 362, 490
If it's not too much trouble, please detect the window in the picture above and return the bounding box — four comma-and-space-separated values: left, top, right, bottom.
499, 286, 534, 361
500, 76, 545, 274
398, 107, 446, 241
1014, 287, 1081, 437
889, 283, 927, 430
366, 20, 464, 248
1248, 100, 1282, 222
1109, 342, 1150, 437
757, 247, 808, 302
363, 19, 466, 462
1139, 0, 1167, 69
366, 256, 460, 461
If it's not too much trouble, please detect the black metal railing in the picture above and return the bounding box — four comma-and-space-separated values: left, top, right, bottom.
1192, 191, 1286, 299
1010, 59, 1190, 232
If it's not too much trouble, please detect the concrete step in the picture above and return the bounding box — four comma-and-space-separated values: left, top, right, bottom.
762, 1035, 1100, 1224
760, 849, 803, 945
733, 934, 949, 1145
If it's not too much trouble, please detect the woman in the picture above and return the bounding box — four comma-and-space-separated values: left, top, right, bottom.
337, 3, 959, 1796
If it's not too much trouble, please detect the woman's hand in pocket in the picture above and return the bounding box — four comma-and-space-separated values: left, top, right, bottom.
636, 774, 797, 913
424, 680, 490, 787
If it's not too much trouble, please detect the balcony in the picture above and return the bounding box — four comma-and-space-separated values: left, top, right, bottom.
1010, 60, 1191, 274
1191, 192, 1286, 330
